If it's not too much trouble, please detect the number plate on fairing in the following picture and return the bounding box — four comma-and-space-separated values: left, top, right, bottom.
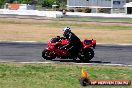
84, 40, 92, 44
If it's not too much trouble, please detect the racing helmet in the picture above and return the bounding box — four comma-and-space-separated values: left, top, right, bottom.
63, 27, 71, 38
63, 27, 71, 32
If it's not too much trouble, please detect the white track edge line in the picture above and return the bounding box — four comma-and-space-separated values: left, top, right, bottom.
1, 61, 132, 67
74, 63, 132, 67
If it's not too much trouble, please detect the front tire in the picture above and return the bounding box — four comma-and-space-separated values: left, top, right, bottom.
42, 49, 56, 60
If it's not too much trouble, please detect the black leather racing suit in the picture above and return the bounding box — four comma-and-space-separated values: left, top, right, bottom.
61, 32, 83, 56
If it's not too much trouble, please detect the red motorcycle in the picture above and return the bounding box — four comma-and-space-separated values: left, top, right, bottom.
42, 36, 96, 62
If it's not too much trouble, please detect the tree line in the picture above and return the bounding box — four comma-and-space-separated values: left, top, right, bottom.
0, 0, 67, 8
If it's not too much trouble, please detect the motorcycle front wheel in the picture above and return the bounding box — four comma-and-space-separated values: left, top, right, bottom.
42, 49, 56, 60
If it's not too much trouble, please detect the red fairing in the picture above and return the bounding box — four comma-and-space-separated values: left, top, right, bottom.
46, 38, 69, 57
61, 39, 69, 45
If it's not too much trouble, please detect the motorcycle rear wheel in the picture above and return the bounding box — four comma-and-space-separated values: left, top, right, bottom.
42, 49, 56, 60
78, 48, 94, 62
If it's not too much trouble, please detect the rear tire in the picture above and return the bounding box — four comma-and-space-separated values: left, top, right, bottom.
78, 48, 94, 62
42, 49, 56, 60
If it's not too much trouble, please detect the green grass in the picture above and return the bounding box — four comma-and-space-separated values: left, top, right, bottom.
44, 22, 132, 30
0, 63, 132, 88
0, 19, 132, 30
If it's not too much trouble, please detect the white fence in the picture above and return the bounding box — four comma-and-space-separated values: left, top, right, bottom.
0, 9, 63, 18
0, 9, 132, 18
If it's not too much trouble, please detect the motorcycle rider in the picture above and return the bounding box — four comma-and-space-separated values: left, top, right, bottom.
60, 27, 83, 57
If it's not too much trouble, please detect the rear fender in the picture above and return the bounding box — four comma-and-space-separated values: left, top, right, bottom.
91, 40, 96, 49
92, 40, 96, 45
83, 45, 91, 49
82, 39, 96, 49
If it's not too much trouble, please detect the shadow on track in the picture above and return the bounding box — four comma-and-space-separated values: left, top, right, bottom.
52, 59, 111, 64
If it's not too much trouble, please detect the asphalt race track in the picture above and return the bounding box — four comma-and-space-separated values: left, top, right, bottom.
0, 42, 132, 65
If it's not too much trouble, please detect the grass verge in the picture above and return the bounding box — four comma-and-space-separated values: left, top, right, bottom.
0, 18, 132, 44
60, 17, 132, 23
0, 63, 132, 88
